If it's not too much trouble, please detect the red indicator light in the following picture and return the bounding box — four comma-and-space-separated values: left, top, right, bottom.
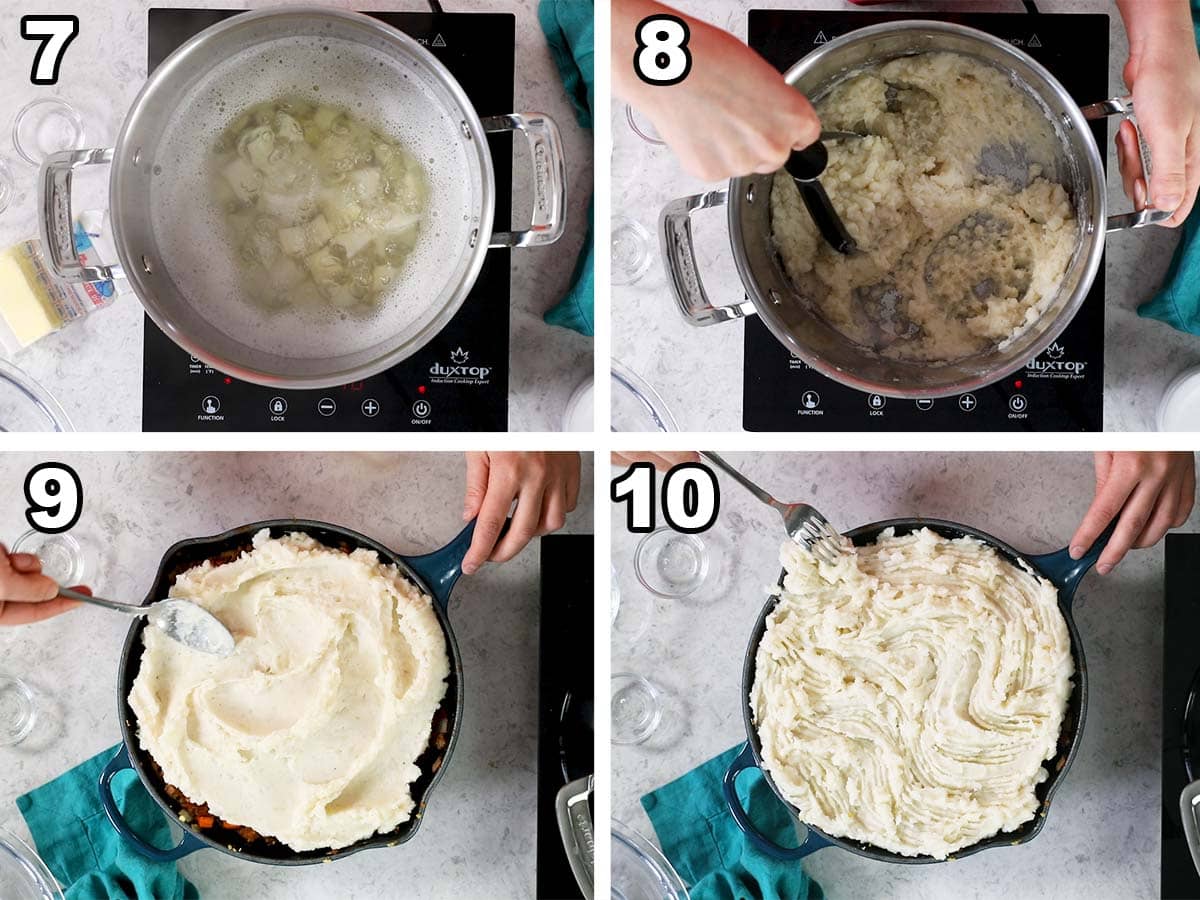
1014, 380, 1023, 389
418, 385, 426, 394
224, 377, 232, 385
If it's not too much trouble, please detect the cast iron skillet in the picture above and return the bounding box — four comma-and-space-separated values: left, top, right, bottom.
723, 516, 1114, 864
97, 518, 476, 865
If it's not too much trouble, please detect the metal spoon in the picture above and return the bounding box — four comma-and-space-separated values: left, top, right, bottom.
699, 452, 846, 564
57, 586, 235, 657
784, 134, 860, 255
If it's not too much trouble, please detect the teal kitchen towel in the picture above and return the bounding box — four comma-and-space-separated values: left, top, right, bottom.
17, 744, 199, 900
1136, 0, 1200, 333
641, 746, 823, 900
539, 0, 594, 337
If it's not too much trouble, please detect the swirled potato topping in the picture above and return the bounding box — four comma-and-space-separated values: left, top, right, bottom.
129, 530, 449, 851
751, 527, 1072, 859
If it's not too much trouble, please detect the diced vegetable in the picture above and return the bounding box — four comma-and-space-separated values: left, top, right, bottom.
304, 245, 343, 288
278, 214, 332, 257
221, 157, 263, 204
318, 187, 362, 233
238, 125, 275, 171
274, 112, 304, 144
332, 226, 374, 259
348, 167, 382, 202
325, 284, 359, 308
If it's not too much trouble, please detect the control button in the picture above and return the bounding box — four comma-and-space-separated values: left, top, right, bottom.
413, 399, 432, 418
361, 398, 380, 418
1009, 394, 1028, 413
801, 391, 821, 410
189, 355, 200, 363
915, 398, 934, 411
317, 397, 337, 417
268, 397, 288, 416
867, 394, 886, 410
201, 396, 220, 415
958, 393, 978, 412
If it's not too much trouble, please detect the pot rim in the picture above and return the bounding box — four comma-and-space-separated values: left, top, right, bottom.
108, 5, 497, 389
728, 19, 1108, 400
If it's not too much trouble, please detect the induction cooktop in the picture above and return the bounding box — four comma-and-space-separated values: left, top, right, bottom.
743, 9, 1109, 432
537, 534, 594, 900
141, 7, 513, 431
1161, 533, 1200, 898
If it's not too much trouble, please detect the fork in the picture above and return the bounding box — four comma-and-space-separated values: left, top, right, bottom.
699, 452, 846, 564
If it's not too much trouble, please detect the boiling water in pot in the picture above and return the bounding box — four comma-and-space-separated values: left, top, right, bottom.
150, 33, 477, 361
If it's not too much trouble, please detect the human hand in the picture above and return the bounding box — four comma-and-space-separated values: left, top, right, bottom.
1115, 0, 1200, 226
611, 451, 699, 472
613, 0, 820, 180
1070, 451, 1195, 573
0, 547, 87, 625
461, 452, 581, 574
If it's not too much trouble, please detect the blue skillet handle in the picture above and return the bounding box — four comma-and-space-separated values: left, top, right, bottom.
722, 743, 832, 860
98, 745, 206, 862
1027, 520, 1118, 608
402, 520, 477, 612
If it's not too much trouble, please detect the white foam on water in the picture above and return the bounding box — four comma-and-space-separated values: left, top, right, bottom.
149, 34, 481, 361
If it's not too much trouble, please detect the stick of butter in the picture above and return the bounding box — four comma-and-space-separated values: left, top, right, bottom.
0, 241, 64, 349
0, 221, 118, 356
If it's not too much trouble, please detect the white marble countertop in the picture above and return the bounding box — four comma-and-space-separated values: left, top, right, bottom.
612, 450, 1196, 899
0, 450, 594, 899
0, 0, 593, 432
611, 0, 1194, 433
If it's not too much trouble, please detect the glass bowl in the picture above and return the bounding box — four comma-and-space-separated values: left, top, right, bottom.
0, 157, 14, 214
0, 826, 61, 900
611, 673, 663, 745
0, 675, 36, 747
0, 360, 73, 432
612, 818, 689, 900
612, 360, 678, 432
634, 529, 709, 599
12, 99, 85, 166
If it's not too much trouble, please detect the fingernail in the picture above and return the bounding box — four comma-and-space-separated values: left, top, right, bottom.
461, 561, 476, 575
1135, 179, 1147, 210
1157, 194, 1182, 210
1097, 563, 1112, 575
1068, 545, 1084, 560
462, 509, 471, 521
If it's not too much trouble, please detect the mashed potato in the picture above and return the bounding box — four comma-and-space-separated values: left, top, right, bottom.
770, 52, 1077, 362
129, 529, 449, 851
750, 527, 1073, 859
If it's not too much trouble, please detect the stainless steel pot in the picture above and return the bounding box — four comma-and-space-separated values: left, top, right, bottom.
662, 21, 1169, 399
39, 6, 566, 389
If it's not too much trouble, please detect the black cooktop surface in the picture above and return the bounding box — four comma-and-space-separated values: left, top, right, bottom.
743, 9, 1108, 432
537, 534, 593, 900
142, 8, 514, 431
1162, 533, 1200, 898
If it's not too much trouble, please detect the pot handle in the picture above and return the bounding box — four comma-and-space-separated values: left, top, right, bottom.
483, 113, 566, 248
98, 745, 207, 862
402, 520, 478, 611
1180, 780, 1200, 876
39, 148, 124, 284
660, 190, 755, 326
1026, 519, 1117, 609
555, 775, 595, 900
722, 742, 832, 860
1080, 96, 1176, 232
